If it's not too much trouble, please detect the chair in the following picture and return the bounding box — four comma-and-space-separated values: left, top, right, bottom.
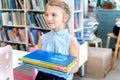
111, 30, 120, 69
106, 33, 117, 48
88, 37, 102, 47
0, 45, 13, 80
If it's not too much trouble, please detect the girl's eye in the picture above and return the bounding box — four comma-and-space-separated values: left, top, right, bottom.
44, 13, 56, 17
52, 13, 56, 17
44, 13, 48, 17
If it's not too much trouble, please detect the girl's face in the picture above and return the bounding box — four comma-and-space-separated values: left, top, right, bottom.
44, 5, 69, 32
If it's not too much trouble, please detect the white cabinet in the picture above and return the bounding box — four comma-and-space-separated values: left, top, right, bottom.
79, 42, 88, 67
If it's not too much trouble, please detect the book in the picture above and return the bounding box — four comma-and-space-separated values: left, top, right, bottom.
31, 0, 37, 10
17, 0, 24, 9
84, 18, 99, 28
39, 0, 45, 10
19, 50, 78, 73
19, 63, 69, 79
10, 0, 15, 9
19, 57, 77, 73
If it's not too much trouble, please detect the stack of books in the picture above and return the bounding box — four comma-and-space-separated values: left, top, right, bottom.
18, 50, 78, 78
83, 18, 99, 41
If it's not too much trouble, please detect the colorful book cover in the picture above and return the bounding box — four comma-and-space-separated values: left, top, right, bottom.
19, 50, 77, 72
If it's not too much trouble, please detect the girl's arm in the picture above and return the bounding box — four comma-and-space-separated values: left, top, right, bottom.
38, 36, 42, 50
69, 37, 79, 73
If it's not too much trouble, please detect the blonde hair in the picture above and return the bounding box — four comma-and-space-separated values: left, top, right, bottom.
45, 0, 71, 32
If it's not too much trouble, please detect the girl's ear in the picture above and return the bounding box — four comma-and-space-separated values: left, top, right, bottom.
64, 14, 69, 22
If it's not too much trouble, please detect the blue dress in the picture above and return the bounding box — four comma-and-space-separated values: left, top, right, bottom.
41, 29, 73, 80
42, 29, 72, 55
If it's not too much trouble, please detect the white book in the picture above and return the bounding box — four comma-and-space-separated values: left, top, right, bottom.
39, 0, 45, 10
84, 26, 98, 34
2, 12, 7, 25
84, 33, 96, 41
84, 19, 99, 29
31, 0, 37, 10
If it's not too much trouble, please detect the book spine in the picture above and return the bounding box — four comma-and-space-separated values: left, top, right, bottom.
17, 0, 24, 9
10, 0, 15, 9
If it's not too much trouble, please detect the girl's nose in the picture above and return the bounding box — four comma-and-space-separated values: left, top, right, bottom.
46, 15, 52, 21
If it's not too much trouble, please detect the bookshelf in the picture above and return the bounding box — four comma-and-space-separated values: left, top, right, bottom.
63, 0, 84, 38
26, 0, 50, 48
0, 0, 27, 51
0, 0, 49, 51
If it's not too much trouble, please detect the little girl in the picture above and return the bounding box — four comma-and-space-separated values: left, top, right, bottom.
35, 0, 79, 80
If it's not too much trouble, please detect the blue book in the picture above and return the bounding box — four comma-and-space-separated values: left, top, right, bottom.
19, 50, 76, 67
31, 29, 38, 45
10, 0, 15, 9
27, 13, 35, 27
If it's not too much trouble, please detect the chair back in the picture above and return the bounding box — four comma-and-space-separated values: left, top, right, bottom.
112, 30, 120, 69
0, 45, 13, 80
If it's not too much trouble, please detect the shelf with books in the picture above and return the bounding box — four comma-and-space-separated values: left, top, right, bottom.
0, 0, 49, 51
26, 0, 46, 11
26, 0, 49, 47
0, 0, 24, 9
1, 11, 25, 26
27, 28, 49, 46
0, 0, 27, 51
0, 27, 27, 47
26, 11, 48, 29
63, 0, 84, 39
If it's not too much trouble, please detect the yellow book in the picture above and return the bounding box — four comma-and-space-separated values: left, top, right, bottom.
12, 12, 17, 25
19, 57, 78, 73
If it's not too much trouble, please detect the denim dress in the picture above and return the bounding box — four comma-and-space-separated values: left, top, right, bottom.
35, 29, 73, 80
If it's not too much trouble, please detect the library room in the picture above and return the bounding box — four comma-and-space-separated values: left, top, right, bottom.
0, 0, 120, 80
